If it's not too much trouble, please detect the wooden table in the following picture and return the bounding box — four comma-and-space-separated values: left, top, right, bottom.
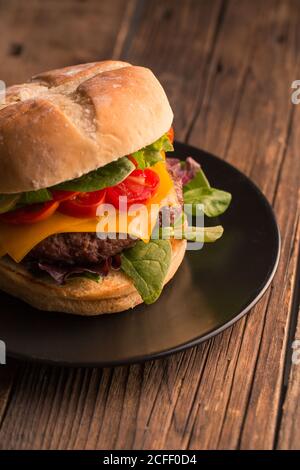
0, 0, 299, 450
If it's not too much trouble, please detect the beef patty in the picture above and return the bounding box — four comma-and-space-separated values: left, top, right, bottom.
26, 233, 136, 266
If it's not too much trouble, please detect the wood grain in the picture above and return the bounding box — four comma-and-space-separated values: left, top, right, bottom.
0, 361, 18, 426
0, 0, 131, 84
186, 0, 300, 449
277, 102, 300, 450
0, 0, 299, 450
277, 232, 300, 450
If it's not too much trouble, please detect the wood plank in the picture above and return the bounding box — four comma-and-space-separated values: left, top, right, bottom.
0, 0, 133, 444
181, 0, 300, 449
115, 0, 300, 450
0, 0, 225, 450
276, 100, 300, 449
276, 226, 300, 450
0, 0, 132, 84
120, 2, 299, 448
0, 361, 18, 426
0, 0, 299, 451
120, 0, 225, 142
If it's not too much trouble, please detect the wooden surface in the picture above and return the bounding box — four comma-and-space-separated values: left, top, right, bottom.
0, 0, 299, 450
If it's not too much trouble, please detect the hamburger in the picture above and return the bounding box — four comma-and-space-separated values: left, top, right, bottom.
0, 61, 231, 315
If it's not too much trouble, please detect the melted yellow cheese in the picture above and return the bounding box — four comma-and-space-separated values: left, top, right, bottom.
0, 161, 174, 262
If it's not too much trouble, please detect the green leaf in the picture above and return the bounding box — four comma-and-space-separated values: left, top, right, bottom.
184, 187, 232, 217
19, 188, 53, 205
52, 157, 135, 192
54, 132, 172, 190
182, 163, 232, 217
183, 225, 224, 242
132, 133, 174, 169
159, 225, 224, 243
0, 194, 20, 214
76, 272, 102, 283
121, 239, 172, 304
148, 133, 174, 153
0, 189, 53, 214
133, 149, 164, 169
183, 167, 211, 191
0, 132, 173, 213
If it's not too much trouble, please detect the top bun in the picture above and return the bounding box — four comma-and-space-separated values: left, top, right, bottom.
0, 61, 173, 193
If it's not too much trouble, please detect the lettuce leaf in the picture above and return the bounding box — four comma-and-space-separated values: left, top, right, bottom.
52, 156, 135, 192
121, 239, 172, 304
133, 133, 174, 169
183, 167, 210, 191
76, 272, 102, 283
0, 194, 20, 214
179, 159, 232, 217
184, 187, 232, 217
160, 225, 224, 242
168, 156, 232, 218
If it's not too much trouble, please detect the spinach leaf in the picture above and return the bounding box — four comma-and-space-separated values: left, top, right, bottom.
19, 188, 53, 205
184, 187, 232, 217
0, 189, 53, 214
121, 239, 172, 304
52, 157, 135, 192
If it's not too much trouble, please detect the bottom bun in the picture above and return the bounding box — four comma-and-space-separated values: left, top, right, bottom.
0, 239, 187, 316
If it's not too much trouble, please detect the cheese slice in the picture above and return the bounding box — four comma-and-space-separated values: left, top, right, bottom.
0, 161, 174, 263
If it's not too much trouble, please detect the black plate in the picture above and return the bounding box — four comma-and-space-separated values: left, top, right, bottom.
1, 143, 280, 367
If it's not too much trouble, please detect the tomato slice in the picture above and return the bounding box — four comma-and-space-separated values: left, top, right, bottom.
58, 189, 106, 218
128, 155, 138, 167
0, 200, 59, 225
106, 169, 160, 209
167, 127, 174, 144
51, 190, 79, 202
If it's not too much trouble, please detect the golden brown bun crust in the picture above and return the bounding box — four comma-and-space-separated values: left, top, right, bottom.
0, 240, 186, 315
0, 61, 173, 193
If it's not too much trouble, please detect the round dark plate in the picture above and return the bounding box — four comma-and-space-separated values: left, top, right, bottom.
1, 142, 280, 367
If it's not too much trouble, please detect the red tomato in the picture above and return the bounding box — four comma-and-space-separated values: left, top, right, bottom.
51, 190, 79, 202
0, 201, 59, 225
58, 189, 106, 218
167, 127, 174, 144
128, 155, 138, 167
106, 169, 160, 209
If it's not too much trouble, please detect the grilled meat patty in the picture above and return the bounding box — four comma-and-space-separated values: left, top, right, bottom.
26, 233, 137, 266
